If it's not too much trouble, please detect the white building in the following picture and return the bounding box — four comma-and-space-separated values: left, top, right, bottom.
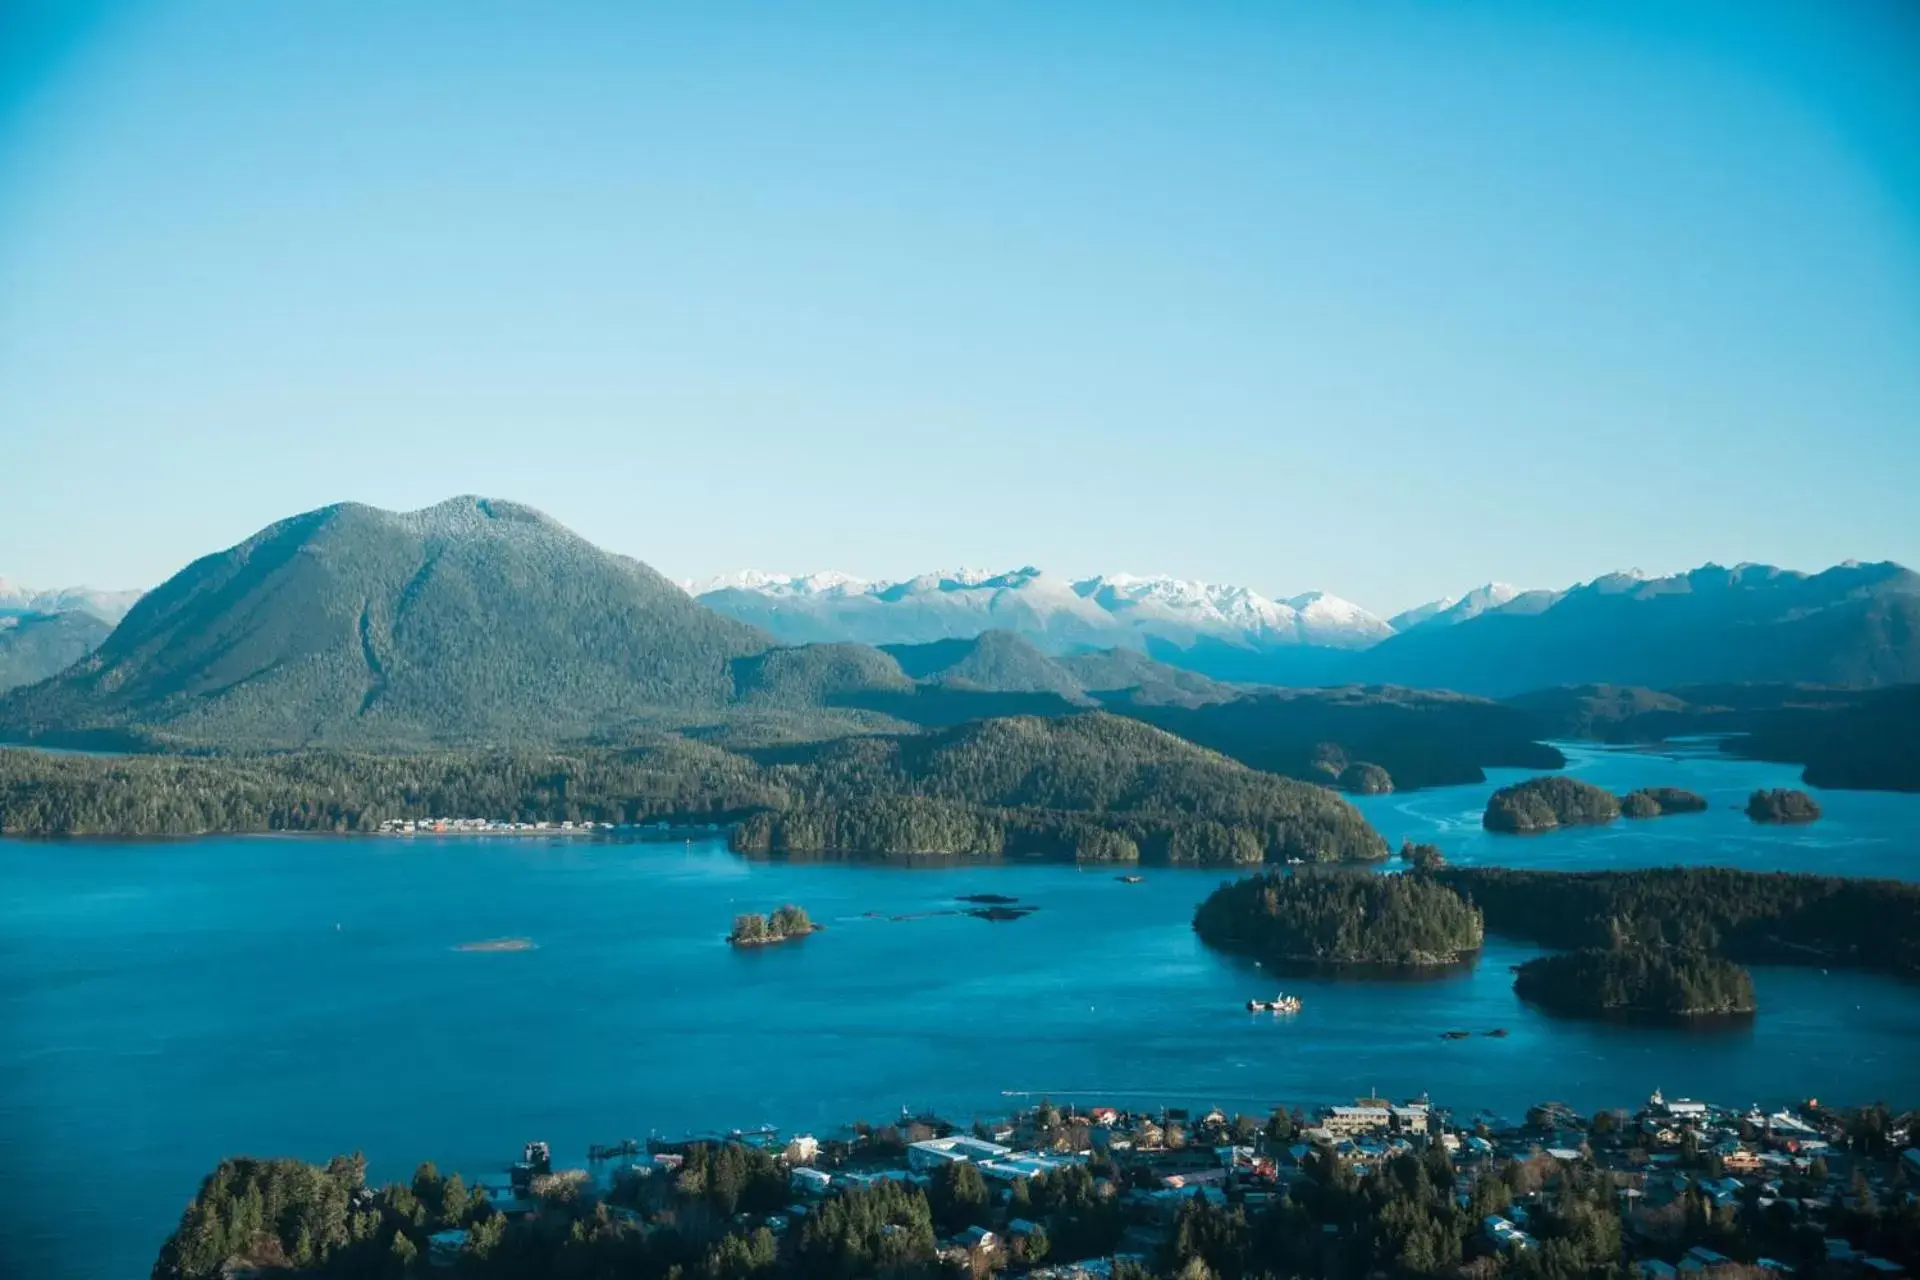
907, 1135, 1013, 1171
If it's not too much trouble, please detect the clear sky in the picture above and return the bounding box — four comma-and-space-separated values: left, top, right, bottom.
2, 1, 1917, 615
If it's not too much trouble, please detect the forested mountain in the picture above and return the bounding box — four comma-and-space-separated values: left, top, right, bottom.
0, 611, 111, 694
0, 498, 771, 747
1357, 562, 1920, 695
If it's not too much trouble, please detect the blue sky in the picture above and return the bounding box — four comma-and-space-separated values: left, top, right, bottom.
2, 1, 1916, 615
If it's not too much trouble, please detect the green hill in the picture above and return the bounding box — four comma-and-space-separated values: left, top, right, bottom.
1127, 685, 1564, 791
739, 711, 1388, 863
0, 498, 770, 747
881, 631, 1093, 701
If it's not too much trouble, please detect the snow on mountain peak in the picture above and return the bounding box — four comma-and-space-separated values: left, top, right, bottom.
689, 565, 1393, 652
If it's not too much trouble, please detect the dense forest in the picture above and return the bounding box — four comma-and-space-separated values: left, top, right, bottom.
1512, 946, 1757, 1020
0, 714, 1388, 864
1126, 685, 1565, 791
1735, 683, 1920, 792
1482, 777, 1622, 832
1435, 867, 1920, 978
1192, 870, 1484, 967
1746, 788, 1822, 824
0, 739, 784, 836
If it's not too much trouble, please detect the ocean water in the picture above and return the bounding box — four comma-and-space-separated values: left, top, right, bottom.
1, 745, 1915, 1278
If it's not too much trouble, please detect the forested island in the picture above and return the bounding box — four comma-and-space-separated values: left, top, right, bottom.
1512, 947, 1756, 1021
1618, 787, 1707, 818
728, 905, 819, 946
1746, 787, 1822, 824
1485, 778, 1710, 831
1482, 776, 1620, 832
1434, 866, 1920, 978
1192, 870, 1484, 968
0, 714, 1388, 865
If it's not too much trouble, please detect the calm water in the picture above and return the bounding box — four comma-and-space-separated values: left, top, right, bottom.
2, 746, 1916, 1279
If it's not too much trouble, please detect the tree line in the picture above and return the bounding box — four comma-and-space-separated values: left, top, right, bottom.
1, 713, 1390, 866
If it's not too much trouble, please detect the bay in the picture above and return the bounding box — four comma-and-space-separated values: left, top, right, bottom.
1, 745, 1915, 1278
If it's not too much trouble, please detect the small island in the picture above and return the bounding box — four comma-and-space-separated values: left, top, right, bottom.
1337, 761, 1393, 795
727, 904, 821, 947
1513, 946, 1756, 1022
1483, 776, 1621, 832
1398, 839, 1446, 871
1618, 786, 1708, 819
1747, 787, 1822, 824
1192, 870, 1483, 969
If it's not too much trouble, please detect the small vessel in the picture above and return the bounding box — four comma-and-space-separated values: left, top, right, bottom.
1118, 874, 1144, 884
1248, 993, 1303, 1013
1484, 1028, 1509, 1038
1440, 1029, 1471, 1040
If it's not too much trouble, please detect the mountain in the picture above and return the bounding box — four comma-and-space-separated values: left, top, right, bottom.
1357, 562, 1920, 696
1387, 583, 1524, 632
685, 567, 1392, 658
0, 611, 113, 694
0, 578, 145, 624
0, 497, 771, 747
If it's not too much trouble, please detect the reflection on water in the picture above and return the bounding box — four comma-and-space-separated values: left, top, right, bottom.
0, 744, 1916, 1278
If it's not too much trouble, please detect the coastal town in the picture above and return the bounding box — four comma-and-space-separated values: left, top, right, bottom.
390, 1088, 1920, 1279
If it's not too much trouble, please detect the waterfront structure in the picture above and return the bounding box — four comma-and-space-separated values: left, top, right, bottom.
906, 1134, 1014, 1170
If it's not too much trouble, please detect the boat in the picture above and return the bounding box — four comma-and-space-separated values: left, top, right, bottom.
1484, 1028, 1509, 1038
1118, 874, 1144, 884
1248, 993, 1303, 1013
1440, 1029, 1471, 1040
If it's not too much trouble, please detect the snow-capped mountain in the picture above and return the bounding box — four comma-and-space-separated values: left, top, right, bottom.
1386, 583, 1525, 632
0, 577, 144, 623
685, 567, 1393, 654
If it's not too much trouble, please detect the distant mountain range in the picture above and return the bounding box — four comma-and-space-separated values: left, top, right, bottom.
693, 561, 1920, 695
1351, 561, 1920, 695
0, 578, 142, 693
685, 568, 1397, 655
0, 578, 143, 623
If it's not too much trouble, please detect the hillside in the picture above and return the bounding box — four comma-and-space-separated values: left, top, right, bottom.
739, 712, 1389, 863
0, 611, 113, 694
0, 498, 771, 747
881, 631, 1093, 700
1358, 562, 1920, 695
1125, 685, 1565, 791
1733, 683, 1920, 792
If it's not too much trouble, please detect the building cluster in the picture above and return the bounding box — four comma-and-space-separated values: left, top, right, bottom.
375, 817, 613, 835
427, 1091, 1917, 1277
375, 817, 727, 836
